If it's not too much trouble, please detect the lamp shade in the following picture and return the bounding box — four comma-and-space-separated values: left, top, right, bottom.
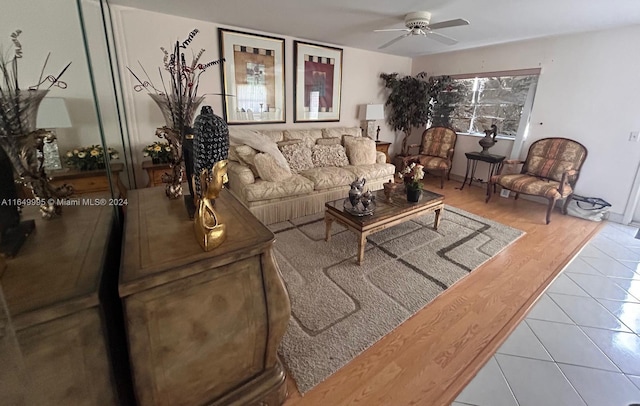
36, 98, 72, 129
360, 104, 384, 121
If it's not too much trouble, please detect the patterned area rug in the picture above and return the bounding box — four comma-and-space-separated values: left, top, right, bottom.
269, 205, 524, 394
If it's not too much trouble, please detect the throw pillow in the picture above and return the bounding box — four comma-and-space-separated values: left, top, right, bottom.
254, 153, 293, 182
322, 127, 362, 139
279, 143, 314, 174
234, 145, 259, 176
316, 137, 341, 146
311, 144, 349, 168
344, 137, 377, 165
277, 139, 303, 148
283, 129, 323, 148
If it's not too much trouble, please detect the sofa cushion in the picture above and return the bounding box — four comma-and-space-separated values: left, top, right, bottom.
311, 144, 349, 168
300, 167, 356, 190
344, 137, 377, 165
228, 161, 255, 185
254, 153, 293, 182
234, 145, 259, 176
316, 137, 341, 146
322, 127, 362, 139
258, 129, 284, 143
244, 175, 314, 202
280, 143, 314, 174
283, 129, 323, 148
344, 163, 396, 180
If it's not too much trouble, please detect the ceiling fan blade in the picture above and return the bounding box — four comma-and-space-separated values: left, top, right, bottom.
425, 30, 458, 45
426, 18, 470, 30
374, 28, 411, 33
378, 32, 411, 49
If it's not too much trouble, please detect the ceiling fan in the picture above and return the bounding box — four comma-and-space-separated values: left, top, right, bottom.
375, 11, 470, 49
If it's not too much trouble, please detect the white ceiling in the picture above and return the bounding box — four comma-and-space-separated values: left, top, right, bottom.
110, 0, 640, 57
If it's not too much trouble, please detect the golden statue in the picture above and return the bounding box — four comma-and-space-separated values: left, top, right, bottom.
194, 160, 228, 251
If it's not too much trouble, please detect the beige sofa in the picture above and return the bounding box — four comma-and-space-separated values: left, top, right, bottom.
227, 126, 395, 225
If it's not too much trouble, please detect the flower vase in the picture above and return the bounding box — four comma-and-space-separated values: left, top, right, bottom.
0, 89, 73, 219
407, 188, 421, 203
150, 94, 205, 200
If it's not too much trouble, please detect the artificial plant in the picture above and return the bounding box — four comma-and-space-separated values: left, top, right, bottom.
379, 73, 431, 156
423, 74, 464, 128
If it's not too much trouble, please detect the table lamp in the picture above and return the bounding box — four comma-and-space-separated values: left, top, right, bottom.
37, 97, 72, 171
360, 104, 385, 141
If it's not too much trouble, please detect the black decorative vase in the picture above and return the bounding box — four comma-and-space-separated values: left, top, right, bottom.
193, 105, 229, 200
407, 188, 421, 203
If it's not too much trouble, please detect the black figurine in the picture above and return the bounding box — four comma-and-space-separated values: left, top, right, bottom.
193, 106, 229, 199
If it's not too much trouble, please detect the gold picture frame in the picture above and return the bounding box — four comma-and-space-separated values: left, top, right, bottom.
218, 28, 286, 124
294, 41, 343, 123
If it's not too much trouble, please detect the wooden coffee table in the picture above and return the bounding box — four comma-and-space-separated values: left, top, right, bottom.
325, 189, 444, 265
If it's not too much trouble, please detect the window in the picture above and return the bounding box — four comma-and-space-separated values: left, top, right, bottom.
448, 72, 539, 139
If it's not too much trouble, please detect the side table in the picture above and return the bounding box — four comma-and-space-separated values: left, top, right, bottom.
141, 161, 173, 188
375, 141, 392, 163
46, 162, 126, 197
459, 152, 505, 190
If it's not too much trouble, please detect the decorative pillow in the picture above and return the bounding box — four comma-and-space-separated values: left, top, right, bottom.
344, 137, 377, 165
258, 130, 284, 143
316, 137, 341, 146
277, 139, 303, 148
228, 146, 240, 162
234, 145, 259, 176
311, 144, 349, 168
322, 127, 362, 139
254, 153, 293, 182
279, 143, 314, 174
283, 129, 323, 148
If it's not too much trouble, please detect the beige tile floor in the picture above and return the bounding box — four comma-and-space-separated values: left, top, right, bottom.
452, 222, 640, 406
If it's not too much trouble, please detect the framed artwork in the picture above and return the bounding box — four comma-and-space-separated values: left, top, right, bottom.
218, 28, 286, 124
294, 41, 343, 123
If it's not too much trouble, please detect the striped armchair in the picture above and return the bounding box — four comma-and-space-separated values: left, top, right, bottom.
398, 127, 457, 189
486, 137, 588, 224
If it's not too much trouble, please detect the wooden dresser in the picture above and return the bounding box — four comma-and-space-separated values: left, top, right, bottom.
1, 203, 118, 405
120, 187, 291, 406
141, 160, 173, 188
47, 162, 127, 197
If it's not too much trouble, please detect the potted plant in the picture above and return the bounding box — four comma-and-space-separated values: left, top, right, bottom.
400, 162, 425, 202
380, 73, 463, 156
380, 73, 431, 156
143, 141, 172, 164
64, 145, 119, 171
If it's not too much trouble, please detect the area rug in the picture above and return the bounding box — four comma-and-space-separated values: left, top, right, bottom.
269, 205, 524, 394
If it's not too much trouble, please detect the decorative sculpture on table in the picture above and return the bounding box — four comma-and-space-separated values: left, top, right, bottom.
344, 178, 376, 216
192, 105, 230, 250
479, 124, 498, 154
194, 160, 228, 251
0, 30, 73, 223
192, 105, 229, 203
128, 28, 224, 211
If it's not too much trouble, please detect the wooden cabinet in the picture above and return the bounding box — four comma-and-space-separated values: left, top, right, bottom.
120, 187, 291, 406
141, 161, 173, 188
375, 141, 392, 163
47, 162, 127, 197
1, 204, 119, 405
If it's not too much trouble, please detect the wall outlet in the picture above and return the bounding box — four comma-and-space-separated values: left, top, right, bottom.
500, 189, 511, 198
630, 131, 639, 142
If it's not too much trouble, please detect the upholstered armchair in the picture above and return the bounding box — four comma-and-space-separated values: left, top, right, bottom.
486, 137, 588, 224
397, 126, 457, 189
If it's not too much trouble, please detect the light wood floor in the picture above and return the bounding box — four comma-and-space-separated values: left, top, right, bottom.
283, 178, 604, 406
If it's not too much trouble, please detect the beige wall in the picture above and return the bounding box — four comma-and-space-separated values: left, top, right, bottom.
111, 6, 412, 187
412, 25, 640, 217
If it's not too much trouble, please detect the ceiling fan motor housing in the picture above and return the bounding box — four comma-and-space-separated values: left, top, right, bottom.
405, 11, 431, 29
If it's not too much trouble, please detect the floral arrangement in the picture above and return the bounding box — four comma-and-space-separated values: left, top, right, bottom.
143, 141, 172, 164
400, 162, 425, 191
127, 28, 225, 132
64, 145, 119, 171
